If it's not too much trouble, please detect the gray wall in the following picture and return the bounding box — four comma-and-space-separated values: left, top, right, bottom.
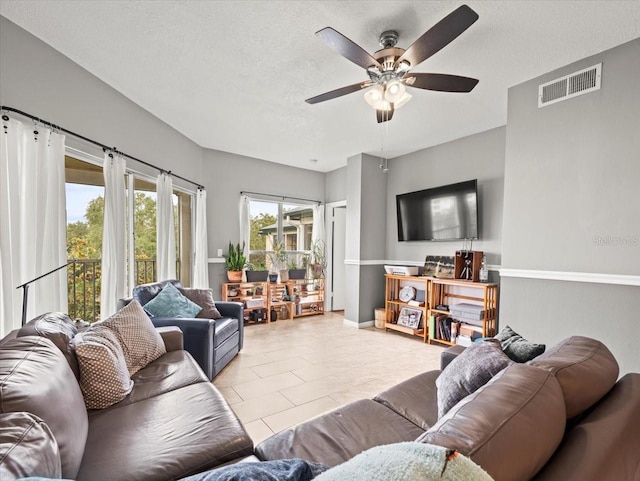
385, 127, 506, 268
501, 38, 640, 374
0, 17, 203, 187
325, 166, 347, 203
201, 149, 325, 295
344, 154, 387, 324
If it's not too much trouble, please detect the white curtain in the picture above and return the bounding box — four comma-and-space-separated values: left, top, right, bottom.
312, 204, 326, 247
0, 118, 67, 336
239, 194, 250, 258
100, 152, 126, 319
192, 188, 209, 288
156, 173, 176, 281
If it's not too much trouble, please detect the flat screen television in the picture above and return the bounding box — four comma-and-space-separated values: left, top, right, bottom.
397, 179, 478, 241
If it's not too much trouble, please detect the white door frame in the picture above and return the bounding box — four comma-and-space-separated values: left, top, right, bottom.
324, 200, 347, 312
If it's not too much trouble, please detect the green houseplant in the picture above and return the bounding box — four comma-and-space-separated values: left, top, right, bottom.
224, 241, 246, 282
270, 240, 289, 282
310, 240, 326, 279
246, 261, 269, 282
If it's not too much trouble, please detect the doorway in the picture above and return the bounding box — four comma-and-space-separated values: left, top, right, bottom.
325, 201, 346, 311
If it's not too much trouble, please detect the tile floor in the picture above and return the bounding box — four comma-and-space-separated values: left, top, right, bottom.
213, 311, 444, 445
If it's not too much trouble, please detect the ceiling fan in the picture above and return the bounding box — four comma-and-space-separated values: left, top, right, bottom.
306, 4, 480, 123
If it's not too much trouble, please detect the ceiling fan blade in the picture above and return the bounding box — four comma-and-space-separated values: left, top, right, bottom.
396, 5, 478, 69
316, 27, 382, 70
405, 73, 478, 92
376, 107, 394, 123
306, 81, 371, 104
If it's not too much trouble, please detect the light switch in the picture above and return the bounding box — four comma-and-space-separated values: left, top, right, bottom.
217, 248, 223, 257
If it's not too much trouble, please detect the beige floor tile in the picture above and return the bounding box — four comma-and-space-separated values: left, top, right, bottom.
215, 385, 243, 405
262, 396, 340, 433
233, 371, 304, 400
243, 419, 274, 445
231, 391, 295, 424
251, 356, 313, 378
328, 378, 392, 405
214, 366, 261, 388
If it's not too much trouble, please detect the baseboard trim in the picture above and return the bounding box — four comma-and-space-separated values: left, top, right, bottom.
343, 319, 375, 328
500, 268, 640, 287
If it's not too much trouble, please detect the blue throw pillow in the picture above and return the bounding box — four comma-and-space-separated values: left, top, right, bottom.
143, 283, 202, 318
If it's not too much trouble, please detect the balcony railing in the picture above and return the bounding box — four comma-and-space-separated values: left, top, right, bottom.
68, 258, 180, 323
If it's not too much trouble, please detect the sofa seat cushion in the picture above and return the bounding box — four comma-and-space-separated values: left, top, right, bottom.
373, 370, 439, 430
214, 318, 239, 348
0, 412, 61, 479
76, 382, 253, 481
528, 336, 619, 419
255, 399, 425, 468
88, 350, 208, 413
0, 336, 87, 479
532, 373, 640, 481
418, 364, 566, 481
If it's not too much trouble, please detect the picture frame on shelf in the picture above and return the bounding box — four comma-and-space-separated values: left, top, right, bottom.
397, 306, 423, 329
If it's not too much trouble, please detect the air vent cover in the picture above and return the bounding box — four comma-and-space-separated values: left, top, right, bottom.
538, 63, 601, 108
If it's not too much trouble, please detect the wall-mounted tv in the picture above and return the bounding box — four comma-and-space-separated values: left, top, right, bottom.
397, 179, 478, 241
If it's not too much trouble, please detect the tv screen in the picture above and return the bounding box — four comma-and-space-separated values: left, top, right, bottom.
397, 179, 478, 241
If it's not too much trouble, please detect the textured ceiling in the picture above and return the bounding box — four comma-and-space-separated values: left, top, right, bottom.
1, 1, 639, 172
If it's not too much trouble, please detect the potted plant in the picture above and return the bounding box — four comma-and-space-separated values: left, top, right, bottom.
288, 260, 306, 280
310, 240, 326, 279
270, 240, 289, 282
245, 261, 269, 282
224, 241, 246, 282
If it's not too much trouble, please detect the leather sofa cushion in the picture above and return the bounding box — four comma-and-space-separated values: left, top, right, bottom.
0, 336, 88, 479
418, 364, 566, 481
89, 350, 208, 413
255, 399, 425, 467
373, 370, 440, 430
532, 373, 640, 481
76, 382, 253, 481
0, 412, 61, 479
529, 336, 619, 419
17, 312, 81, 379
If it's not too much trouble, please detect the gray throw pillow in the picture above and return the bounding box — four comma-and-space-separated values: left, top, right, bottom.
179, 288, 223, 319
494, 325, 545, 363
144, 283, 202, 318
435, 340, 511, 418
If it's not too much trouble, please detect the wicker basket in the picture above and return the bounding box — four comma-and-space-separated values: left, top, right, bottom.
374, 308, 386, 329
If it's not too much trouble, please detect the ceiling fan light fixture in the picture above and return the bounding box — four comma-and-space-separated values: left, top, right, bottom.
394, 91, 412, 109
384, 80, 406, 103
372, 99, 392, 111
364, 84, 384, 107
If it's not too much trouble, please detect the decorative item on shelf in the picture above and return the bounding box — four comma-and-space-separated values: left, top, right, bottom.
224, 241, 246, 282
270, 307, 278, 322
454, 250, 483, 282
397, 306, 422, 329
479, 254, 489, 282
228, 288, 238, 297
268, 273, 278, 283
399, 286, 416, 303
423, 255, 455, 278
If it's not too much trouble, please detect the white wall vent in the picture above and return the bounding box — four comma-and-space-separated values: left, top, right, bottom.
538, 63, 602, 108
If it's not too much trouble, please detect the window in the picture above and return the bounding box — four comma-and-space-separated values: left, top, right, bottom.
247, 199, 314, 272
65, 155, 193, 322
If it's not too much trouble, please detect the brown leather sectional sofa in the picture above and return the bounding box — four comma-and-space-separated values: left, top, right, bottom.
0, 317, 253, 481
256, 336, 640, 481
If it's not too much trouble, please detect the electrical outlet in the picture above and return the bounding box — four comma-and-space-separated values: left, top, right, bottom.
217, 248, 223, 257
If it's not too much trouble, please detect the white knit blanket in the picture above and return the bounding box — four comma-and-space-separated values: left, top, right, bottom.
315, 442, 494, 481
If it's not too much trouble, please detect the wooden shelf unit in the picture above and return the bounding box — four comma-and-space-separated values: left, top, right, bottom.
428, 278, 498, 346
287, 278, 325, 317
384, 274, 499, 346
221, 281, 269, 323
384, 274, 430, 343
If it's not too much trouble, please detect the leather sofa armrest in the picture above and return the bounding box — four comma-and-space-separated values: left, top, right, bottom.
440, 345, 467, 370
156, 326, 183, 352
151, 318, 215, 378
216, 301, 244, 350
